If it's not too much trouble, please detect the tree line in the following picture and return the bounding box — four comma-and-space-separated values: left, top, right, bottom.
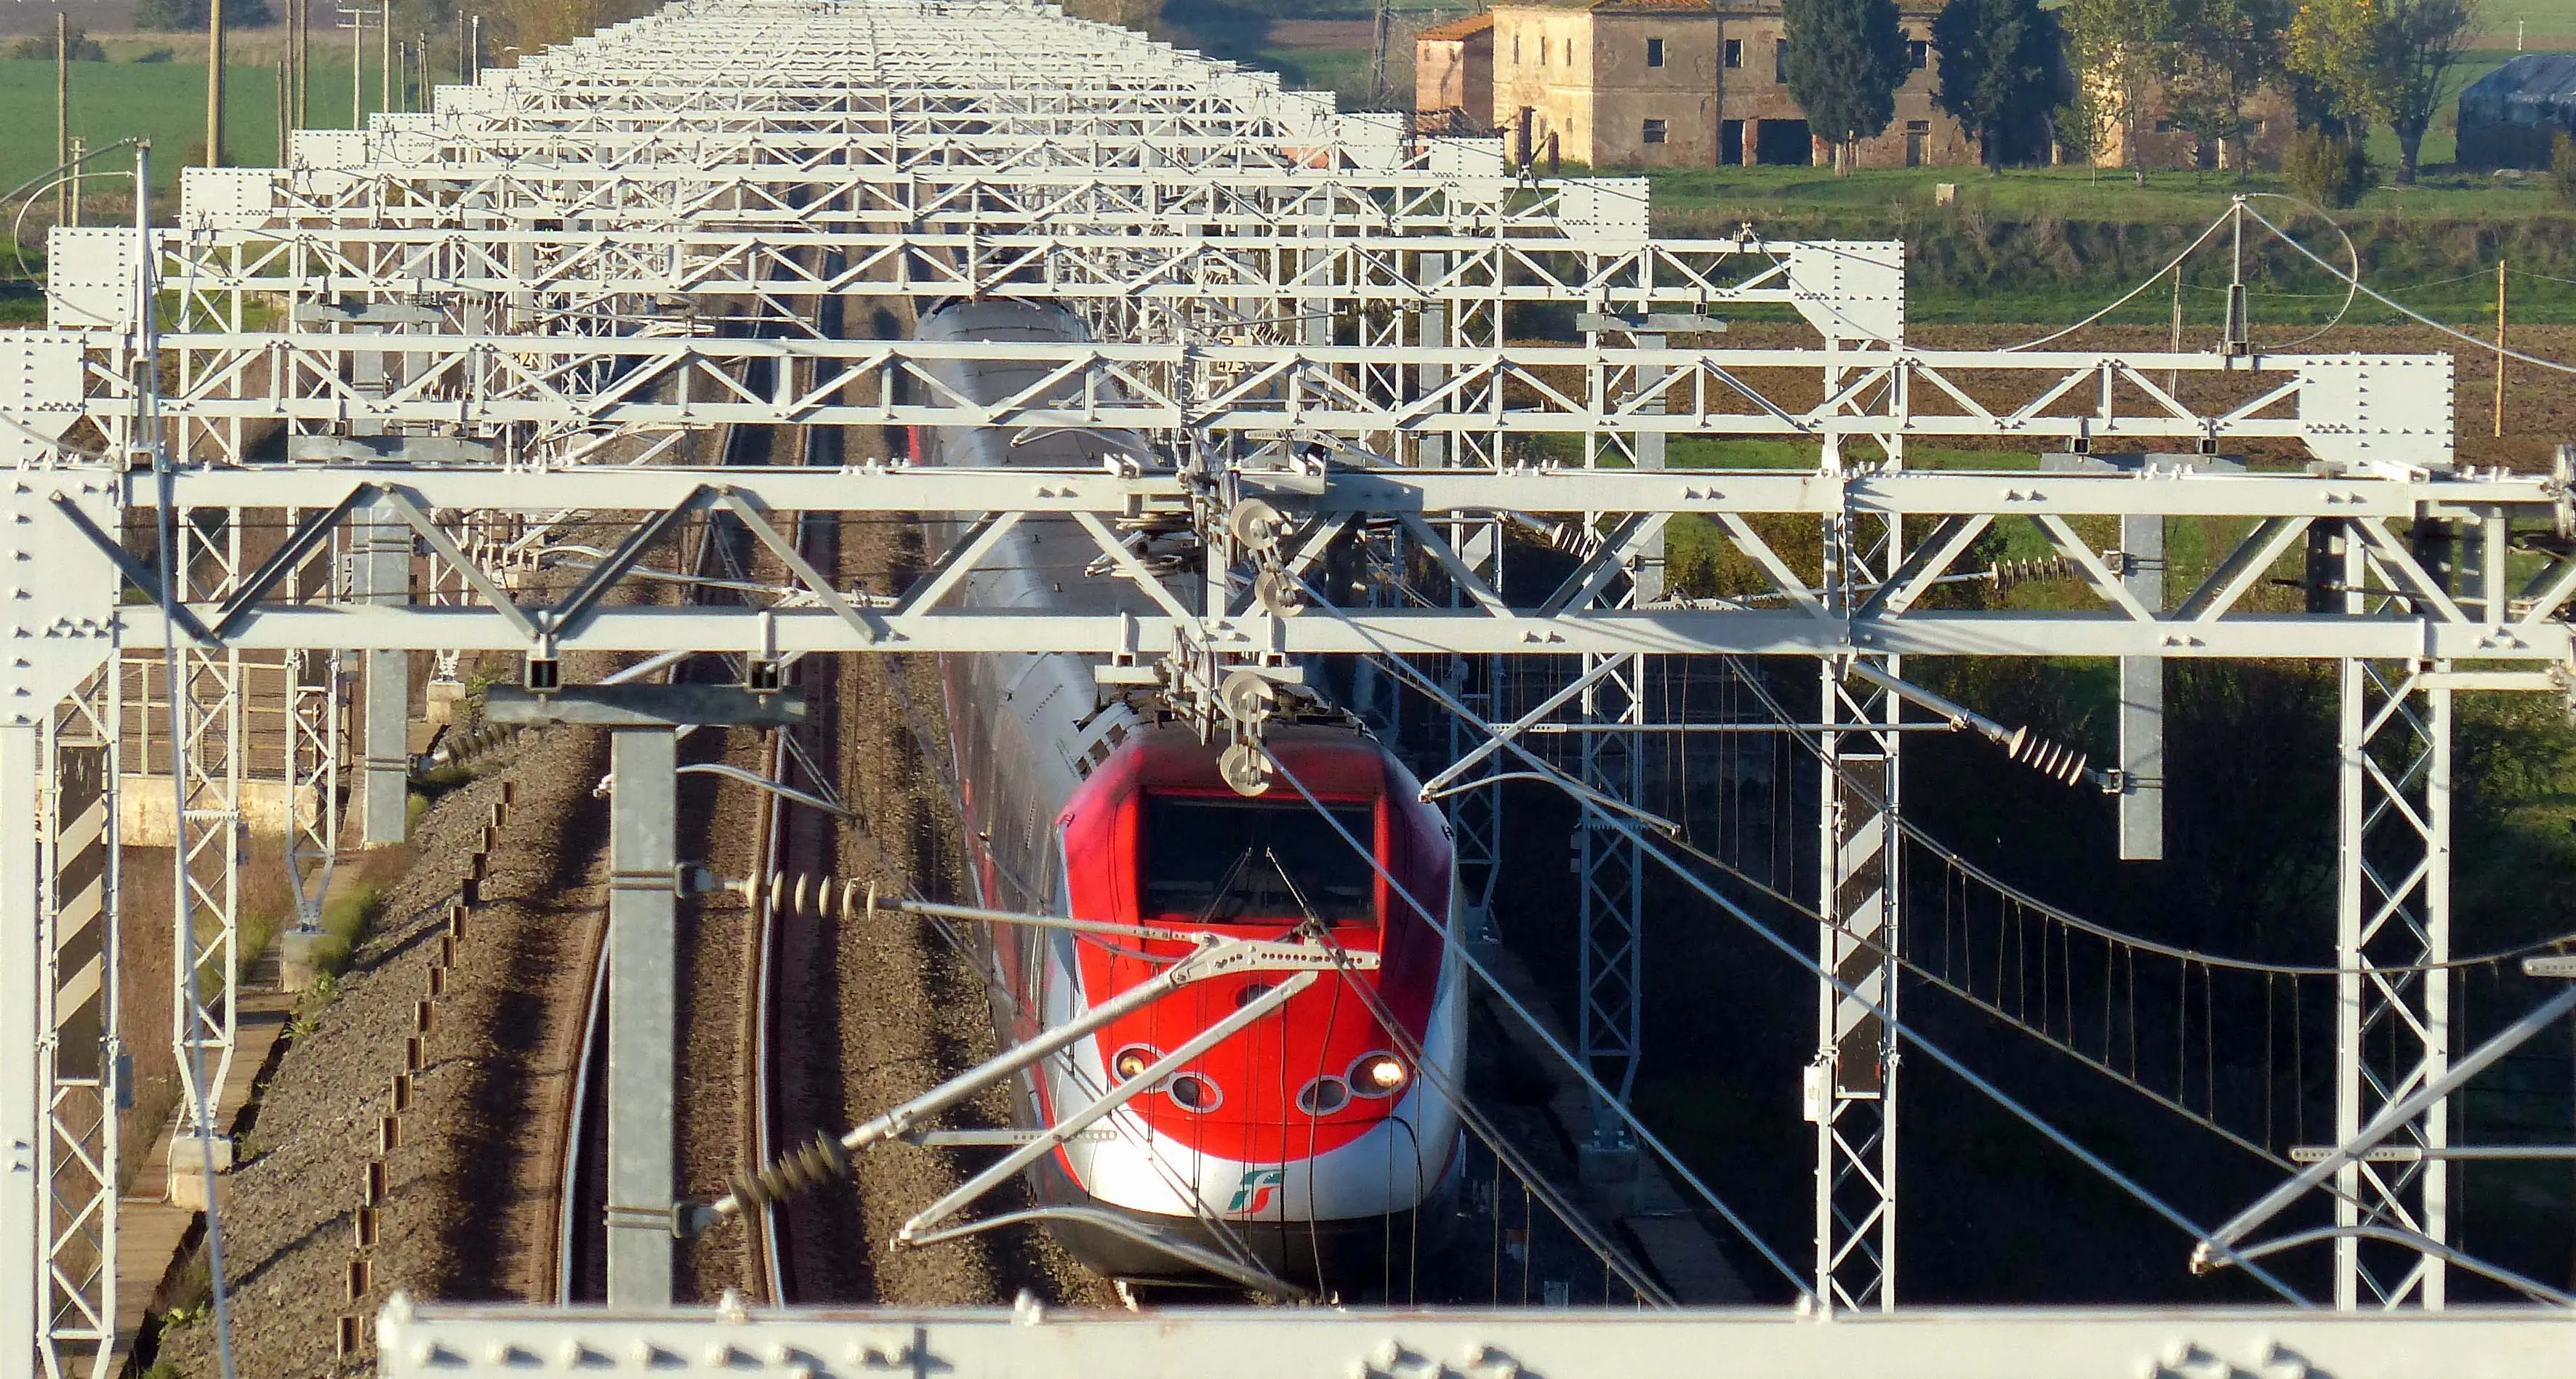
1783, 0, 2480, 182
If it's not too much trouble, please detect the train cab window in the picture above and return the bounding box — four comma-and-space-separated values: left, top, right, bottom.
1141, 797, 1376, 924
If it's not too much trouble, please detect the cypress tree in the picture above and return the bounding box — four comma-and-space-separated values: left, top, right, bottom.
1781, 0, 1911, 173
1933, 0, 2069, 169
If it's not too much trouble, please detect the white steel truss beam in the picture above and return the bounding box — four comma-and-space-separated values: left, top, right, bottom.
107, 466, 2557, 519
178, 166, 1643, 237
324, 127, 1391, 172
151, 228, 1884, 314
108, 606, 2573, 662
92, 339, 2449, 462
369, 1302, 2576, 1379
60, 467, 2564, 666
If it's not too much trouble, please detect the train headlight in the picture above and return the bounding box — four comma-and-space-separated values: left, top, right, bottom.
1111, 1045, 1160, 1083
1350, 1053, 1408, 1097
1296, 1076, 1352, 1115
1165, 1072, 1221, 1112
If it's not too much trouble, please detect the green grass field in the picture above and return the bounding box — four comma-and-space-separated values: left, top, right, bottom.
0, 57, 377, 203
2488, 0, 2576, 39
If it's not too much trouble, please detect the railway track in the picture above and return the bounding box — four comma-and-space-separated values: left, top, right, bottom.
546, 414, 790, 1304
552, 907, 610, 1303
745, 723, 794, 1301
739, 425, 848, 1303
547, 401, 886, 1306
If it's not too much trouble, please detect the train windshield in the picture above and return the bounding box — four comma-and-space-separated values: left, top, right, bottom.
1141, 796, 1377, 925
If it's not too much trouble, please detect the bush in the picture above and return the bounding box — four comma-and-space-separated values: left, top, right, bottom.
132, 49, 174, 63
8, 28, 106, 60
132, 0, 273, 29
2049, 100, 2094, 166
2282, 129, 2370, 210
2553, 133, 2576, 207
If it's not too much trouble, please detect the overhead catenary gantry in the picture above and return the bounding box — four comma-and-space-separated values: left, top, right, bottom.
65, 465, 2575, 663
2, 1, 2565, 1375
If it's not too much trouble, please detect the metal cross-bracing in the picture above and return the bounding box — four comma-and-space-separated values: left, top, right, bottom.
36, 671, 119, 1379
47, 338, 2451, 459
172, 158, 1642, 234
7, 0, 2576, 1370
152, 511, 249, 1157
504, 4, 1290, 79
342, 121, 1393, 171
148, 228, 1895, 327
62, 465, 2571, 661
327, 125, 1408, 174
1813, 502, 1903, 1313
434, 81, 1343, 113
2336, 656, 2455, 1309
1574, 644, 1646, 1168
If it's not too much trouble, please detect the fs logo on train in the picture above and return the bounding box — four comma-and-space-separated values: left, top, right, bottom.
1227, 1166, 1285, 1215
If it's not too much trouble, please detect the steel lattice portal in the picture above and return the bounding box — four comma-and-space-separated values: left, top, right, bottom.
0, 2, 2567, 1375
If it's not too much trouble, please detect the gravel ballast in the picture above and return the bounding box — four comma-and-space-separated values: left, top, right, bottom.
156, 727, 609, 1378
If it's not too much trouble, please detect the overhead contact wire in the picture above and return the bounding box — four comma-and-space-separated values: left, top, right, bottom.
1322, 622, 2308, 1304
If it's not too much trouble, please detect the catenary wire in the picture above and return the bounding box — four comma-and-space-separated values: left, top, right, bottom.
1325, 619, 2316, 1303
1384, 644, 2576, 1302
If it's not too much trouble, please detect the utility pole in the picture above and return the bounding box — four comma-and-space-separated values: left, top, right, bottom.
65, 136, 81, 228
55, 13, 69, 226
277, 63, 288, 164
380, 0, 393, 117
340, 6, 369, 129
206, 0, 228, 167
1366, 0, 1390, 108
2496, 260, 2508, 440
294, 0, 309, 129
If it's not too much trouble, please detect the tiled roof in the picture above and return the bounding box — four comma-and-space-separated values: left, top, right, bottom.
1416, 12, 1495, 41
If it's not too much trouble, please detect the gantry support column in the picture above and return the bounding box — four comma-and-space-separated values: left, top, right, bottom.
0, 710, 111, 1379
44, 705, 117, 1379
1813, 483, 1901, 1313
2335, 658, 2452, 1309
484, 683, 804, 1308
1574, 649, 1643, 1176
1574, 323, 1665, 1189
2117, 509, 2166, 861
1421, 253, 1505, 944
606, 725, 677, 1306
2039, 451, 2172, 859
355, 502, 409, 845
4, 723, 39, 1379
168, 512, 244, 1205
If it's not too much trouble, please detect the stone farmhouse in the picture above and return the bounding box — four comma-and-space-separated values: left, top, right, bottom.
1419, 0, 1974, 169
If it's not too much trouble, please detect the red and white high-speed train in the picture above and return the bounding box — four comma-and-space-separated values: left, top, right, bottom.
912, 299, 1467, 1295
